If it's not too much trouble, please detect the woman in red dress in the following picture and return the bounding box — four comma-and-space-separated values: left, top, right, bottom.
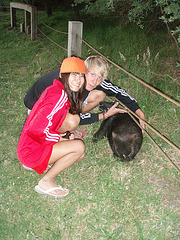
17, 57, 86, 198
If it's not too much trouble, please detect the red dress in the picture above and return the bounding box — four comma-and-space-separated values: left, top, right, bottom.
17, 79, 71, 174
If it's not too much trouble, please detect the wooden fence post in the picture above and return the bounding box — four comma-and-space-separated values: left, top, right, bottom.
31, 6, 37, 41
68, 21, 83, 57
20, 23, 24, 32
25, 10, 30, 35
10, 4, 16, 28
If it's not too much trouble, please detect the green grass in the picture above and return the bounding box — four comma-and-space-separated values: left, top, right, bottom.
0, 5, 180, 240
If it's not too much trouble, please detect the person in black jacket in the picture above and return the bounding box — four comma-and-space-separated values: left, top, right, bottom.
24, 55, 145, 131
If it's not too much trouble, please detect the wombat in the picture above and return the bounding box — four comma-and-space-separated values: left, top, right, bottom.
93, 102, 143, 162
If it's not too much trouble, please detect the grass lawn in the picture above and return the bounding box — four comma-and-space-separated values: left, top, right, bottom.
0, 5, 180, 240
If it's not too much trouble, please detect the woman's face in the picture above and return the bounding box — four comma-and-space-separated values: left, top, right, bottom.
68, 72, 85, 92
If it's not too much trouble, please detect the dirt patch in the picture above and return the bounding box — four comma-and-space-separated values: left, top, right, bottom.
148, 176, 180, 212
17, 67, 27, 75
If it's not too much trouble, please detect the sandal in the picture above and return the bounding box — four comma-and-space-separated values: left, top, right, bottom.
35, 185, 69, 198
72, 130, 86, 139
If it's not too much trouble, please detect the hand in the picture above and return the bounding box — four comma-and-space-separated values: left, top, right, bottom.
105, 102, 126, 118
59, 132, 75, 141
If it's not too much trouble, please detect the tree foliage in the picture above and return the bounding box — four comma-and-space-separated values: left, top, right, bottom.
73, 0, 180, 47
73, 0, 116, 16
73, 0, 134, 16
129, 0, 180, 47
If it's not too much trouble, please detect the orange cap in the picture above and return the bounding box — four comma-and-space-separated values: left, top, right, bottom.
60, 57, 86, 74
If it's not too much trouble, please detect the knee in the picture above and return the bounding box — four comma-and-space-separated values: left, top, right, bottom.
76, 140, 85, 161
66, 114, 80, 131
96, 91, 106, 102
70, 115, 80, 130
89, 90, 106, 104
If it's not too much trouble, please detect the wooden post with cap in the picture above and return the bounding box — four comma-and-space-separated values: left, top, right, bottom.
68, 21, 83, 58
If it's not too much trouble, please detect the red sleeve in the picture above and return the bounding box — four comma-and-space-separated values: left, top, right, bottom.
26, 88, 68, 145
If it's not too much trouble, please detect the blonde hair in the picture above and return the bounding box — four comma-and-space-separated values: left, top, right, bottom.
85, 55, 110, 79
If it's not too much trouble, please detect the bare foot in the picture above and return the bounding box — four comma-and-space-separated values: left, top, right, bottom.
38, 178, 69, 197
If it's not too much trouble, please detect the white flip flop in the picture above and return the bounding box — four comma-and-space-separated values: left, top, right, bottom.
35, 185, 69, 198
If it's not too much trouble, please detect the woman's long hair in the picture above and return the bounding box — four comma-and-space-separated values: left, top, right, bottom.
58, 73, 86, 114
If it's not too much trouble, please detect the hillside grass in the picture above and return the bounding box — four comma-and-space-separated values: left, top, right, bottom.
0, 4, 180, 240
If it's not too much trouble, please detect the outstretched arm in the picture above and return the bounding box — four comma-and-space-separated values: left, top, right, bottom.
96, 79, 140, 113
79, 102, 126, 125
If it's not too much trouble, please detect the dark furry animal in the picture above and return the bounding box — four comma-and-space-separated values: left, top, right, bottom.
93, 106, 143, 161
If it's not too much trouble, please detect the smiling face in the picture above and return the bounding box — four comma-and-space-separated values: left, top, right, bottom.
68, 72, 85, 92
85, 67, 103, 91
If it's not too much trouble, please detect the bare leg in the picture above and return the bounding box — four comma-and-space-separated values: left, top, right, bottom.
59, 113, 80, 133
82, 90, 106, 113
38, 139, 85, 196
